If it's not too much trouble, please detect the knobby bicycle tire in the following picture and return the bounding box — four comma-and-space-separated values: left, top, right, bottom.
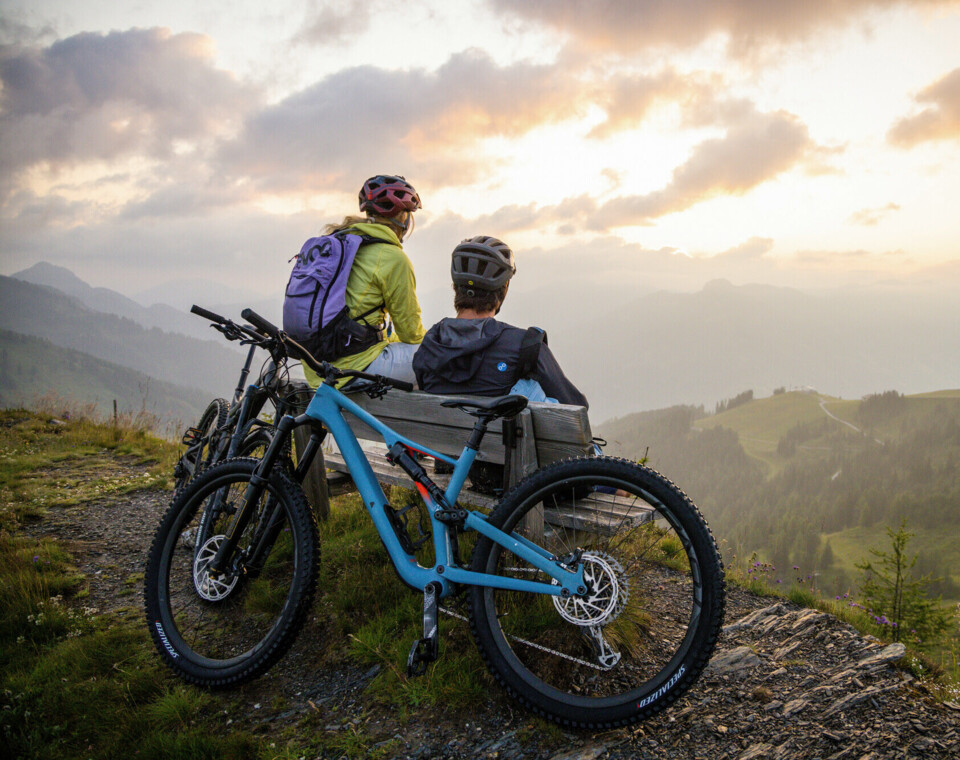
144, 458, 319, 688
174, 398, 228, 491
468, 456, 725, 729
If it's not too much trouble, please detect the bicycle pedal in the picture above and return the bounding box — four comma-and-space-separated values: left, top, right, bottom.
181, 427, 203, 446
406, 637, 436, 677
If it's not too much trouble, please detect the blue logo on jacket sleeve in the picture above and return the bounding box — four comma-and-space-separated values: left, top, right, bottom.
497, 362, 508, 372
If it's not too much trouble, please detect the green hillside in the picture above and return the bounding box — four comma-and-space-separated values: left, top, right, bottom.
0, 330, 207, 430
695, 391, 835, 471
599, 389, 960, 603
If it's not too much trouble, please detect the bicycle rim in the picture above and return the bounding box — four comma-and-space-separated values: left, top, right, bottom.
469, 457, 724, 728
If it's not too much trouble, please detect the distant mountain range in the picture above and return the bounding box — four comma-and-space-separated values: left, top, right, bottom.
3, 262, 959, 427
12, 262, 252, 343
0, 275, 245, 402
0, 329, 210, 429
505, 278, 960, 421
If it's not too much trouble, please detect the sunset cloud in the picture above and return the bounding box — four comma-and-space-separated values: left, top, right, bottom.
587, 70, 696, 138
848, 202, 900, 226
218, 49, 579, 193
0, 28, 256, 185
0, 1, 957, 306
406, 100, 824, 236
888, 67, 960, 146
588, 108, 817, 229
490, 0, 959, 56
291, 0, 374, 46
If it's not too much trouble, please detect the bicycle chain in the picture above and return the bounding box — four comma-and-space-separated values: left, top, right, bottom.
439, 605, 605, 672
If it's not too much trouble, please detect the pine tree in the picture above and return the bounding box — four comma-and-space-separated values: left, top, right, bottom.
855, 518, 951, 645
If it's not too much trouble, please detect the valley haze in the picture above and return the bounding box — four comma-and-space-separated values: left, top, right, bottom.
2, 263, 957, 424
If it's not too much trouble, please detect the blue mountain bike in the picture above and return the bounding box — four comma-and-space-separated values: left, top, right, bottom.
144, 310, 725, 729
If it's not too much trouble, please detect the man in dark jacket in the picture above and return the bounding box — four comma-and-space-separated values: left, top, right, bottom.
412, 236, 588, 408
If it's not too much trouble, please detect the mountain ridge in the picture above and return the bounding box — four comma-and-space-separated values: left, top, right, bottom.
0, 275, 243, 400
12, 262, 242, 343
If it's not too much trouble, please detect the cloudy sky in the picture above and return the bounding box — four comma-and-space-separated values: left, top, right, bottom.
2, 0, 960, 310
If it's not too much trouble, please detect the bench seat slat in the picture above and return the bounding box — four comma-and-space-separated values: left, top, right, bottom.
544, 507, 653, 536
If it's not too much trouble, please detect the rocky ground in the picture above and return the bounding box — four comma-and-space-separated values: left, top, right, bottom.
24, 458, 960, 760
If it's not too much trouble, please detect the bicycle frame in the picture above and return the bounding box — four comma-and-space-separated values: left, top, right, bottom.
216, 381, 586, 601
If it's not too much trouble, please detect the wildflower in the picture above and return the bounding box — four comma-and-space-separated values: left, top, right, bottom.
32, 555, 40, 563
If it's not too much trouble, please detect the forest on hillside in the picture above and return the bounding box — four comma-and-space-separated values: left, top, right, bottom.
601, 392, 960, 599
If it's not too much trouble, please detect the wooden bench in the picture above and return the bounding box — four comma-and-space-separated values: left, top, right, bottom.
289, 384, 653, 536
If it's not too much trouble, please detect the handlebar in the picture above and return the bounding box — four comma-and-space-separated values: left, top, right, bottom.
190, 304, 229, 324
240, 308, 280, 339
191, 304, 276, 346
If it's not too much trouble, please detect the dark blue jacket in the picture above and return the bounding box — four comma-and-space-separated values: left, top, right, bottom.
412, 317, 588, 408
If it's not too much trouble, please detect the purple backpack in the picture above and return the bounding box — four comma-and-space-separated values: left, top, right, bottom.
282, 232, 386, 361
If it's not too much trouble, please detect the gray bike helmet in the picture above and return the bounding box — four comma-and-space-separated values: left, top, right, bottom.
451, 236, 516, 294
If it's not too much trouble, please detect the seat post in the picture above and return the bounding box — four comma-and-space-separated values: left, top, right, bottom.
467, 416, 492, 450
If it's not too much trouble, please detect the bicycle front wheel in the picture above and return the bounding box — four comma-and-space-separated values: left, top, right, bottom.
468, 457, 725, 729
144, 458, 318, 688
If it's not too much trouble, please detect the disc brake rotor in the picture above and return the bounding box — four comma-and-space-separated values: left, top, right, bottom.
193, 534, 239, 601
552, 552, 621, 626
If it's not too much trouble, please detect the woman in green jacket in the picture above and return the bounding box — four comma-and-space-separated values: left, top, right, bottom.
302, 175, 426, 388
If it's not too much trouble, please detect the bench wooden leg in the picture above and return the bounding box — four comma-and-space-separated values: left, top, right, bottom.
521, 502, 544, 541
510, 412, 542, 542
293, 424, 330, 522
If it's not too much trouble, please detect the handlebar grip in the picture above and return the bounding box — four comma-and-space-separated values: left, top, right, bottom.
390, 379, 414, 392
191, 304, 228, 324
241, 308, 280, 338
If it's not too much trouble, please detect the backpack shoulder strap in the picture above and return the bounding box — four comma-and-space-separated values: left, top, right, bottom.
339, 229, 399, 248
517, 326, 546, 379
338, 231, 390, 324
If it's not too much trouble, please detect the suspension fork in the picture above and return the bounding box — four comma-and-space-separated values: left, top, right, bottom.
224, 387, 269, 458
246, 422, 326, 572
207, 414, 297, 576
293, 425, 326, 484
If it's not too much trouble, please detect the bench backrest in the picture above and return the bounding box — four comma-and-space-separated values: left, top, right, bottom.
337, 390, 593, 465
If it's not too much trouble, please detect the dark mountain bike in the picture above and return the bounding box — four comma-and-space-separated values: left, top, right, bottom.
173, 305, 307, 492
146, 309, 725, 729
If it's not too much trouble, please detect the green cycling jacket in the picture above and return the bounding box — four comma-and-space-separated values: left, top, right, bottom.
303, 221, 425, 388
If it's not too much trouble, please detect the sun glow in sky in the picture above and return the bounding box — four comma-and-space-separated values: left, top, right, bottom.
2, 0, 960, 303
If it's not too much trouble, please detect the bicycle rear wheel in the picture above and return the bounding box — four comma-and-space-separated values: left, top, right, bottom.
468, 457, 724, 729
144, 458, 318, 687
174, 399, 227, 491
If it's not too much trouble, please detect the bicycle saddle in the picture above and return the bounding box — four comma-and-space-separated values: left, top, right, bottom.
440, 394, 528, 419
